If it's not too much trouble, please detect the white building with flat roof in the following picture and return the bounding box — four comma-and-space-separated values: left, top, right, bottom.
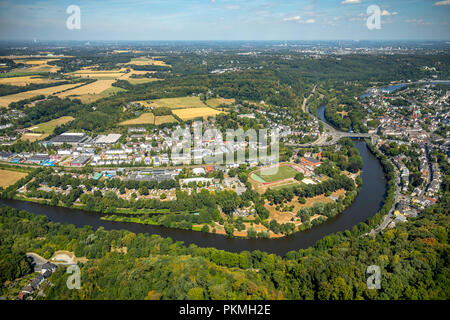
95, 134, 121, 144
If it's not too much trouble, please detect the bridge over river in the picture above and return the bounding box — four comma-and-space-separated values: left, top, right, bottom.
286, 96, 376, 148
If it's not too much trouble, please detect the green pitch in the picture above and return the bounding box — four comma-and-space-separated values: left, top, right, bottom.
252, 165, 299, 183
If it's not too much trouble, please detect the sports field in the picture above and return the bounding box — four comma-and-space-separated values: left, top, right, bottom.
172, 107, 224, 120
251, 165, 300, 183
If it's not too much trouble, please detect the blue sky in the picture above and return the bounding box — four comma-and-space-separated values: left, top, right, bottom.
0, 0, 449, 41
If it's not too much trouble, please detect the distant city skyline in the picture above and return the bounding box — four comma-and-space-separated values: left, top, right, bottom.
0, 0, 449, 41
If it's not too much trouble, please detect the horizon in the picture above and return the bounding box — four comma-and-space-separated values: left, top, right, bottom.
0, 0, 449, 41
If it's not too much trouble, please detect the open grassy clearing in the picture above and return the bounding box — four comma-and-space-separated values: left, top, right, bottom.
0, 76, 63, 86
206, 97, 235, 108
26, 116, 75, 134
0, 170, 28, 188
0, 83, 82, 108
99, 86, 126, 97
21, 133, 48, 142
172, 107, 225, 120
21, 116, 74, 141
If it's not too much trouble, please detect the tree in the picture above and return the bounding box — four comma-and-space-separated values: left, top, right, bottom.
295, 172, 304, 181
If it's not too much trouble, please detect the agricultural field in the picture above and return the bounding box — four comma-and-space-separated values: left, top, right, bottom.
0, 76, 63, 86
126, 78, 160, 85
119, 113, 155, 126
0, 83, 82, 108
119, 113, 177, 126
206, 97, 235, 108
148, 96, 208, 109
21, 116, 75, 141
6, 58, 61, 75
123, 57, 170, 67
172, 107, 224, 120
56, 80, 116, 98
69, 68, 127, 80
0, 169, 28, 188
155, 115, 177, 125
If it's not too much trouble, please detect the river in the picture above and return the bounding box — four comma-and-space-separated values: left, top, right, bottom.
0, 113, 387, 255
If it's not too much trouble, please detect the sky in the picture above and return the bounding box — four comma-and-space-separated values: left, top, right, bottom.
0, 0, 449, 41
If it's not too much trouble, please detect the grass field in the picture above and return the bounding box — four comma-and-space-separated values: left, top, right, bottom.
26, 116, 75, 134
0, 76, 63, 86
0, 170, 28, 188
0, 83, 82, 108
206, 97, 235, 108
172, 107, 225, 120
251, 165, 300, 183
148, 96, 207, 109
21, 116, 75, 141
119, 113, 155, 126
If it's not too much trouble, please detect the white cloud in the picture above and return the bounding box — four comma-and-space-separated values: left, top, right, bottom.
299, 18, 316, 24
284, 16, 301, 21
341, 0, 361, 4
283, 16, 315, 24
392, 12, 399, 15
433, 0, 450, 6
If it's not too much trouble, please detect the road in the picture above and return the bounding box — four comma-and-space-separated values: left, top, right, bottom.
367, 158, 402, 236
26, 252, 48, 271
287, 86, 373, 148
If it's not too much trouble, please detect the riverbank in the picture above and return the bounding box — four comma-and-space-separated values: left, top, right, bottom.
0, 141, 386, 255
